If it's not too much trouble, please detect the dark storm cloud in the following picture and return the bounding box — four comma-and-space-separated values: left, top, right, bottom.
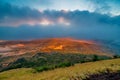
0, 3, 120, 27
0, 2, 42, 26
0, 3, 120, 41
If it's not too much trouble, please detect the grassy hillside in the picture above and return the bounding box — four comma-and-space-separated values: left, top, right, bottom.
0, 58, 120, 80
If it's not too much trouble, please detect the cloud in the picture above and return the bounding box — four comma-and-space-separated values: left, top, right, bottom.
0, 2, 120, 41
1, 0, 120, 16
0, 3, 41, 26
86, 0, 120, 16
0, 3, 120, 27
1, 0, 52, 8
0, 3, 72, 26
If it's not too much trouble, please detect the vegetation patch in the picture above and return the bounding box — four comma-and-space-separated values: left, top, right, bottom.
34, 62, 73, 72
0, 52, 111, 72
0, 59, 120, 80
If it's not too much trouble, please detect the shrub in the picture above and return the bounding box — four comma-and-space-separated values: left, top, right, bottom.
113, 55, 120, 59
34, 62, 74, 72
1, 53, 111, 72
57, 62, 73, 68
92, 55, 99, 61
34, 66, 51, 72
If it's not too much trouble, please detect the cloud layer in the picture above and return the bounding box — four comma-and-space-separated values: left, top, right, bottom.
1, 0, 120, 16
0, 2, 120, 41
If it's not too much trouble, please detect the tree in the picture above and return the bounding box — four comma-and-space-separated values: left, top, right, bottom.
93, 55, 99, 61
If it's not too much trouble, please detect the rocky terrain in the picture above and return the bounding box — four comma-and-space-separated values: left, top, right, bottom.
0, 38, 114, 56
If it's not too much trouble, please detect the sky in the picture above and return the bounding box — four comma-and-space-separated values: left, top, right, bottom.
0, 0, 120, 40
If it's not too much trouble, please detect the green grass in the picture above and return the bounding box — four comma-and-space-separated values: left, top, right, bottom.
0, 58, 120, 80
1, 53, 111, 72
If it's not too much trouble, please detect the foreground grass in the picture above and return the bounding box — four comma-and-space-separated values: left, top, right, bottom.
0, 59, 120, 80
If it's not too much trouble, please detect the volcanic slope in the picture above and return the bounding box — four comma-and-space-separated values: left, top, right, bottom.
0, 38, 113, 56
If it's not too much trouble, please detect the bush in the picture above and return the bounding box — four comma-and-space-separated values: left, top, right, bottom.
57, 62, 73, 68
34, 62, 74, 72
92, 55, 99, 61
113, 55, 120, 59
1, 53, 111, 72
34, 66, 51, 72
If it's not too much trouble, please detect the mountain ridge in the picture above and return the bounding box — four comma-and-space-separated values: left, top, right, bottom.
0, 38, 113, 56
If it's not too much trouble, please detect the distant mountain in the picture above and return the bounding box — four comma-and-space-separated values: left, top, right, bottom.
0, 38, 113, 56
96, 40, 120, 55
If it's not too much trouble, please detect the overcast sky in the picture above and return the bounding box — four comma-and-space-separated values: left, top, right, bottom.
0, 0, 120, 40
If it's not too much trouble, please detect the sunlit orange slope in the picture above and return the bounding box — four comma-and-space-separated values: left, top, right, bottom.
0, 38, 113, 56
